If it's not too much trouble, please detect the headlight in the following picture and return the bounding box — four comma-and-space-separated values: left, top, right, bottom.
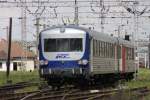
78, 59, 88, 65
82, 59, 88, 65
40, 60, 48, 65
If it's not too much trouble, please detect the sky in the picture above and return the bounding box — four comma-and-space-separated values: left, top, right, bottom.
0, 0, 150, 43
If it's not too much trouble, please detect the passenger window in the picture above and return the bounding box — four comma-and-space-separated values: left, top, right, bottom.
99, 41, 101, 57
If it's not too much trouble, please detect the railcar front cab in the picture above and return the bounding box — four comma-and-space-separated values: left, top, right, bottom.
39, 26, 90, 79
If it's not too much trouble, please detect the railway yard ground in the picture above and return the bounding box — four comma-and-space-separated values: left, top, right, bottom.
0, 68, 150, 100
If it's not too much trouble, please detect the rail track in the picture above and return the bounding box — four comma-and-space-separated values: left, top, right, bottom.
0, 82, 37, 92
21, 86, 150, 100
0, 79, 46, 100
1, 82, 150, 100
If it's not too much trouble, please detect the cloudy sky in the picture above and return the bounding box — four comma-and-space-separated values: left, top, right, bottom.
0, 0, 150, 42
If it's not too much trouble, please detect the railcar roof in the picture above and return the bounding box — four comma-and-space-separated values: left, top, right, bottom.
41, 25, 117, 43
118, 38, 134, 48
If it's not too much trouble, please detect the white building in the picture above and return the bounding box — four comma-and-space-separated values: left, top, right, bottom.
0, 39, 36, 72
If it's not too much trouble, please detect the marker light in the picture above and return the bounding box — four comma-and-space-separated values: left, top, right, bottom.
78, 59, 88, 65
40, 60, 48, 65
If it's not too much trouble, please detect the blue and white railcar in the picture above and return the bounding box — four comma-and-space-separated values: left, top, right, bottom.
39, 25, 136, 87
39, 26, 90, 80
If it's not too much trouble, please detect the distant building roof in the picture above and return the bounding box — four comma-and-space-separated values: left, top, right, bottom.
0, 50, 7, 60
0, 39, 35, 60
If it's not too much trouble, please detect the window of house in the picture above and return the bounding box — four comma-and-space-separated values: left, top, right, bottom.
0, 62, 2, 69
18, 62, 22, 66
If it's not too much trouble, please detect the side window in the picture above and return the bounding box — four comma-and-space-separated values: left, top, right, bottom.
108, 43, 112, 58
93, 40, 97, 56
132, 48, 134, 60
106, 42, 108, 57
93, 40, 96, 56
106, 43, 108, 57
101, 42, 103, 57
95, 40, 98, 56
126, 47, 129, 60
96, 40, 99, 56
126, 47, 132, 60
129, 48, 131, 60
111, 44, 113, 58
108, 43, 110, 57
105, 42, 107, 57
110, 43, 112, 58
129, 48, 133, 60
99, 41, 101, 57
117, 45, 121, 59
104, 42, 106, 57
102, 42, 105, 57
102, 42, 104, 57
111, 44, 114, 58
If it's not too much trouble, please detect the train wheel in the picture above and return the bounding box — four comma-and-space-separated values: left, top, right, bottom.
48, 77, 64, 90
127, 73, 134, 81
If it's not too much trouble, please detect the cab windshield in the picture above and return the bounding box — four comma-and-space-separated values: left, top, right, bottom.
44, 38, 83, 52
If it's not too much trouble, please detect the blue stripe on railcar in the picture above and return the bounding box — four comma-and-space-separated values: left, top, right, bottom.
39, 32, 90, 69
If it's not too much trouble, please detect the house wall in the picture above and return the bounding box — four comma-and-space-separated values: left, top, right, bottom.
12, 60, 35, 71
0, 61, 13, 71
26, 60, 35, 71
0, 60, 35, 72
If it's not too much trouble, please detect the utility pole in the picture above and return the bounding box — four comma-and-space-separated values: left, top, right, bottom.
6, 17, 12, 79
145, 52, 147, 68
74, 0, 78, 25
148, 34, 150, 68
133, 1, 139, 72
100, 0, 104, 33
21, 1, 27, 70
35, 17, 40, 69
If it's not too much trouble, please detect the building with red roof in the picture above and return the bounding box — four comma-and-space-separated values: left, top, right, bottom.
0, 39, 36, 71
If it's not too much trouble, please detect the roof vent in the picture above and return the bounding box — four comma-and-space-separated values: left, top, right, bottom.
125, 35, 130, 41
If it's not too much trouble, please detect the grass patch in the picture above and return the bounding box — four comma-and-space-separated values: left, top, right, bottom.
0, 70, 39, 86
126, 68, 150, 88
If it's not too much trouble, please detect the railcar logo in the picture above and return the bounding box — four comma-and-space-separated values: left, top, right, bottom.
56, 54, 70, 59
